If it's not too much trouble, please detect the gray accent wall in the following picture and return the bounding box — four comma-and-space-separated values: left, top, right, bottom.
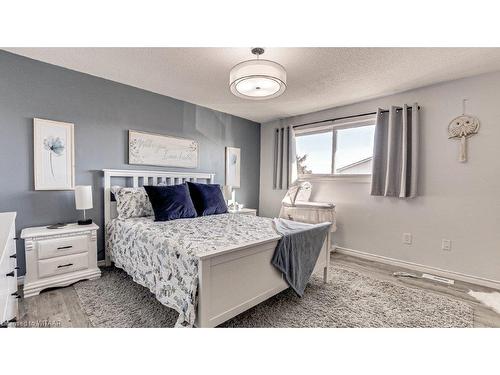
0, 51, 261, 275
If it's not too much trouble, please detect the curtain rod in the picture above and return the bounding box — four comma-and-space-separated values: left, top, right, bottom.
292, 106, 421, 129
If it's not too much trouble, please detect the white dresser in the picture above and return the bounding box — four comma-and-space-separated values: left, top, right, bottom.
21, 223, 101, 298
0, 212, 18, 328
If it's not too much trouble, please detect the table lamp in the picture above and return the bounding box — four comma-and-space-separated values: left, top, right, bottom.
223, 185, 234, 204
75, 185, 93, 225
223, 185, 241, 210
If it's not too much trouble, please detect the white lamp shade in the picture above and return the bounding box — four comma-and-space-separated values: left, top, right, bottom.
75, 185, 93, 210
229, 59, 286, 100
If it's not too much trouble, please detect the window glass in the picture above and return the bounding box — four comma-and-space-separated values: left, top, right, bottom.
334, 125, 375, 175
295, 131, 332, 174
295, 123, 375, 176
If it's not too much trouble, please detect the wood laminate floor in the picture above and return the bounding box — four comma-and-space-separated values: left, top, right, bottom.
18, 252, 500, 328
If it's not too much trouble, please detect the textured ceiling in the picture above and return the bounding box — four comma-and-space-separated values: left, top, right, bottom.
4, 47, 500, 123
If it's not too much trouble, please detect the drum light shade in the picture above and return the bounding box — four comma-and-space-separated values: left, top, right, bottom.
75, 185, 93, 210
230, 56, 286, 100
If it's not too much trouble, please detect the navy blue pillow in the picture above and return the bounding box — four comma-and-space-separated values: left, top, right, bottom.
144, 184, 197, 221
186, 182, 228, 216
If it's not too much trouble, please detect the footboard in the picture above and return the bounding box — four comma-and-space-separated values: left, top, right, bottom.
195, 232, 331, 328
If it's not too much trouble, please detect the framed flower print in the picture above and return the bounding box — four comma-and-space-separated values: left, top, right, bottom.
34, 118, 75, 190
225, 146, 240, 188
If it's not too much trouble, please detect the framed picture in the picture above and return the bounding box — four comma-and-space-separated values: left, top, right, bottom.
225, 147, 241, 187
129, 130, 199, 168
34, 118, 75, 190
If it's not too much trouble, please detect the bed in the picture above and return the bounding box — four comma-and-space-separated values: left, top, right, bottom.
103, 169, 331, 327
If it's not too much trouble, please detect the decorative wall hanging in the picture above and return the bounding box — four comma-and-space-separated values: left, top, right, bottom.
448, 99, 480, 162
225, 147, 241, 187
128, 130, 199, 168
34, 118, 75, 190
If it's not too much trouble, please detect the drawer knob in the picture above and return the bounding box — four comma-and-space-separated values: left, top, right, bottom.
10, 254, 16, 259
57, 263, 74, 268
6, 271, 15, 277
57, 245, 73, 250
14, 266, 20, 270
11, 292, 21, 299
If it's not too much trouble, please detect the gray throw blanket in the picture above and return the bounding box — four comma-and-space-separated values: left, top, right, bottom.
271, 218, 331, 297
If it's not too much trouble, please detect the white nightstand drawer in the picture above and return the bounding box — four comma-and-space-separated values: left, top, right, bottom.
38, 235, 88, 260
38, 252, 89, 278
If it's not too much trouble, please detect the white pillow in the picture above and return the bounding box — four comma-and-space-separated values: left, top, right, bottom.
111, 187, 154, 219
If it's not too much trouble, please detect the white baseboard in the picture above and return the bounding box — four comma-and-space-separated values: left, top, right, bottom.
336, 246, 500, 291
97, 260, 106, 267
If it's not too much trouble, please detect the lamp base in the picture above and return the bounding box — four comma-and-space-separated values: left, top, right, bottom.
77, 219, 93, 225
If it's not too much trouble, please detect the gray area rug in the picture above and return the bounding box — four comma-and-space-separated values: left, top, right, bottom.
74, 262, 473, 328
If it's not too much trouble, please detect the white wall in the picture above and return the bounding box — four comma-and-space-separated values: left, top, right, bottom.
259, 71, 500, 282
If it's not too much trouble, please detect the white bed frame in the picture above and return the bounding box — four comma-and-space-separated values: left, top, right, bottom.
103, 169, 331, 328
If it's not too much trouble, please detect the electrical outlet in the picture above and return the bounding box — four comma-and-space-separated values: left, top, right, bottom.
403, 233, 412, 245
442, 239, 451, 251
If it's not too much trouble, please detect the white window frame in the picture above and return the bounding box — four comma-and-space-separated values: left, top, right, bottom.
294, 114, 376, 181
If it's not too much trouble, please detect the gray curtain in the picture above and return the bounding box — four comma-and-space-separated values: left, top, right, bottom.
273, 125, 297, 190
371, 103, 419, 198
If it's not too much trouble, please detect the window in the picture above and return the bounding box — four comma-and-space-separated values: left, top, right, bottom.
295, 119, 375, 176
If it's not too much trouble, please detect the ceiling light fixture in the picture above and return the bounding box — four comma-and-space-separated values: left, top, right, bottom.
229, 47, 287, 100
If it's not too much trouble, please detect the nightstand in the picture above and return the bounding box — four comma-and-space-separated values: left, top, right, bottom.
20, 223, 101, 298
228, 208, 257, 216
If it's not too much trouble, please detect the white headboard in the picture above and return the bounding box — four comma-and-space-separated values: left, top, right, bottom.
102, 169, 215, 265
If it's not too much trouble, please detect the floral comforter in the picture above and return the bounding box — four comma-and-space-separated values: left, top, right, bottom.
106, 213, 280, 327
